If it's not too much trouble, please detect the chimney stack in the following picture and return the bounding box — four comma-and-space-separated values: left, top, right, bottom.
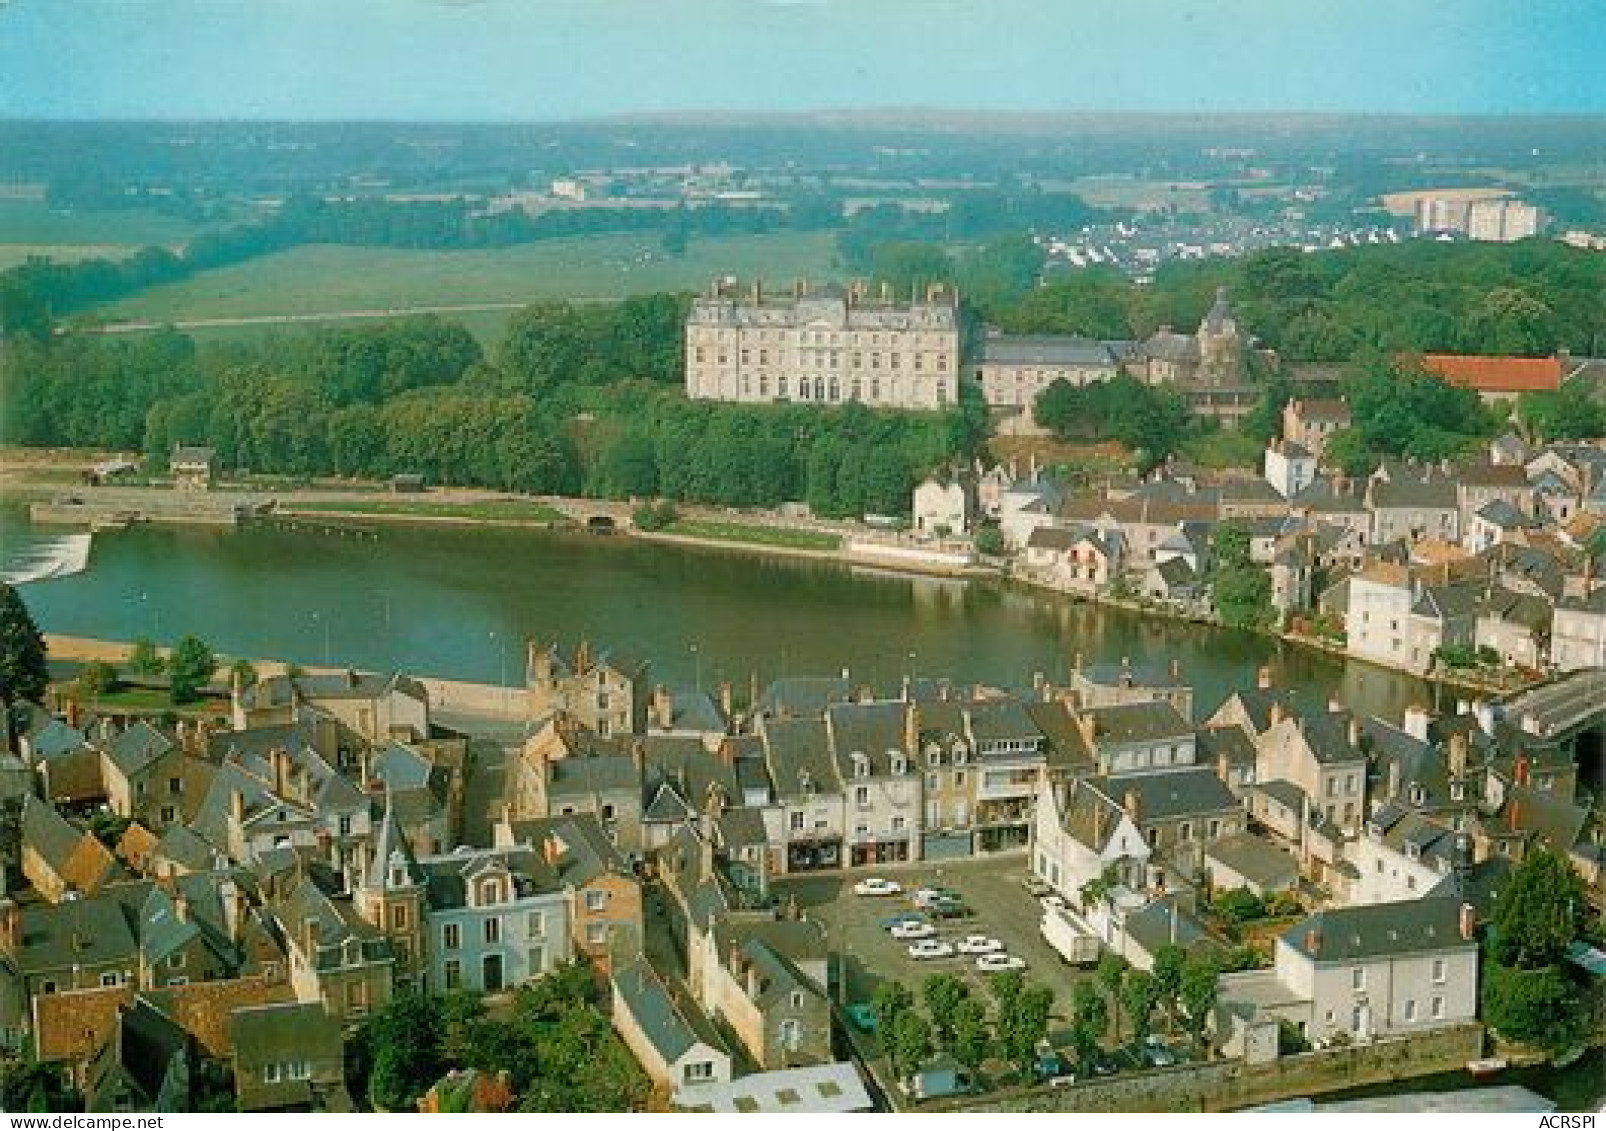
1459, 902, 1477, 941
1347, 715, 1362, 749
653, 685, 674, 731
718, 681, 732, 719
1123, 789, 1141, 822
1268, 701, 1287, 729
1305, 926, 1322, 956
1403, 704, 1431, 743
1256, 667, 1273, 690
0, 899, 19, 956
1448, 731, 1469, 779
230, 790, 245, 824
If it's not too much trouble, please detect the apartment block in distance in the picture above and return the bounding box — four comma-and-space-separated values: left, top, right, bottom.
685, 279, 962, 411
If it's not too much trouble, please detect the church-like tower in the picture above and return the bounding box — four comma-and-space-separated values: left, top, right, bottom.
354, 791, 428, 990
1196, 286, 1244, 386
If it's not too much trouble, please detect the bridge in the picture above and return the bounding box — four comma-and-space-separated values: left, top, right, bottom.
1501, 668, 1606, 743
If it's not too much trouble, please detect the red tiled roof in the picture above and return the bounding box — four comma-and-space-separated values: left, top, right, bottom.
1421, 354, 1561, 393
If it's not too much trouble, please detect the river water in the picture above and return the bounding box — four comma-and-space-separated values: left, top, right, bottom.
4, 509, 1436, 721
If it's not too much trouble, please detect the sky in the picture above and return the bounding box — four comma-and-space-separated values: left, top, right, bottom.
1, 0, 1602, 121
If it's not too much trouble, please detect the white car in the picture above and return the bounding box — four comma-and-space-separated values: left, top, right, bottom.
956, 934, 1003, 955
854, 877, 902, 897
976, 952, 1027, 972
908, 939, 957, 960
1039, 894, 1067, 912
891, 920, 936, 940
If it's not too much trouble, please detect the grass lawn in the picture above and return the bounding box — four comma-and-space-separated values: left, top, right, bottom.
664, 519, 841, 552
288, 498, 567, 523
82, 686, 229, 716
85, 230, 843, 334
1180, 428, 1265, 470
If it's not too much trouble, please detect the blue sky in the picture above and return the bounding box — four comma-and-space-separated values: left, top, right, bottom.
2, 0, 1602, 120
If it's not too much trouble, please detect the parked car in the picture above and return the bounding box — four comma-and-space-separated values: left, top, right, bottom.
975, 952, 1027, 972
955, 934, 1002, 955
928, 901, 973, 920
912, 886, 962, 908
854, 877, 902, 897
881, 913, 928, 932
1091, 1052, 1120, 1076
891, 920, 936, 940
1033, 1052, 1072, 1082
908, 939, 957, 960
1024, 876, 1053, 897
1039, 893, 1067, 912
1142, 1035, 1178, 1068
845, 1003, 877, 1032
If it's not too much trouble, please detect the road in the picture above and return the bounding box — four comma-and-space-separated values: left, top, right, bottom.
75, 300, 534, 335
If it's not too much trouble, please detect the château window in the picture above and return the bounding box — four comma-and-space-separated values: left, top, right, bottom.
443, 923, 461, 950
484, 917, 501, 944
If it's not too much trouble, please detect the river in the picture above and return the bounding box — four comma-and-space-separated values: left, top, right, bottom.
3, 509, 1437, 721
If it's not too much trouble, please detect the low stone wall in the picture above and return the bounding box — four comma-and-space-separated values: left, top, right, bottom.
933, 1023, 1484, 1113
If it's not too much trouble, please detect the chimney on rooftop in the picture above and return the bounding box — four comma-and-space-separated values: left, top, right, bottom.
1304, 926, 1322, 956
1256, 667, 1273, 691
1459, 901, 1477, 941
1123, 789, 1141, 822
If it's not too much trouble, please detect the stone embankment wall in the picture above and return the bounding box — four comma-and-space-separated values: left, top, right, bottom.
924, 1023, 1484, 1113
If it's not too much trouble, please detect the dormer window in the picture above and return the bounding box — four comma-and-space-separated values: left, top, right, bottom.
953, 742, 968, 766
1409, 784, 1426, 806
478, 879, 503, 906
852, 752, 870, 779
390, 867, 406, 887
1450, 782, 1465, 802
891, 754, 907, 775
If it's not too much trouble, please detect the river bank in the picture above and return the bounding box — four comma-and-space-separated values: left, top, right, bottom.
1, 453, 1479, 700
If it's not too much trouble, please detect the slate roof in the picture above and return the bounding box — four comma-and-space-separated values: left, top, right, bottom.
827, 701, 910, 776
1083, 701, 1192, 744
103, 721, 173, 779
715, 806, 769, 849
1058, 779, 1131, 854
512, 813, 632, 887
1196, 725, 1257, 771
1282, 897, 1474, 963
757, 677, 854, 719
547, 753, 639, 799
763, 718, 840, 800
1205, 833, 1299, 890
979, 335, 1118, 366
612, 957, 722, 1065
25, 718, 88, 760
14, 891, 141, 974
1124, 897, 1212, 956
1474, 499, 1532, 529
416, 847, 562, 911
1100, 767, 1238, 821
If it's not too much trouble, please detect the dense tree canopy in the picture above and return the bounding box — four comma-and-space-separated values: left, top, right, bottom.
0, 584, 49, 706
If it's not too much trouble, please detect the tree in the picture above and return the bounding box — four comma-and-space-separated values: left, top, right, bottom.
1120, 970, 1163, 1048
76, 660, 118, 699
1095, 952, 1129, 1043
127, 637, 164, 677
364, 993, 445, 1111
950, 997, 991, 1071
1069, 981, 1109, 1068
1491, 847, 1589, 969
888, 1009, 934, 1078
167, 635, 217, 705
997, 983, 1053, 1071
0, 583, 49, 705
921, 973, 971, 1047
1482, 961, 1589, 1056
872, 980, 915, 1036
973, 525, 1004, 556
1153, 944, 1187, 1026
1178, 953, 1220, 1055
229, 658, 258, 692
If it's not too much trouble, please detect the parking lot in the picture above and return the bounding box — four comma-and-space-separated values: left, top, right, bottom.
772, 855, 1097, 1026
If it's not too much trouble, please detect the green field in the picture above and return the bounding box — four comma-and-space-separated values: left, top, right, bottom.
287, 499, 567, 523
0, 197, 247, 251
86, 231, 843, 337
664, 519, 842, 552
